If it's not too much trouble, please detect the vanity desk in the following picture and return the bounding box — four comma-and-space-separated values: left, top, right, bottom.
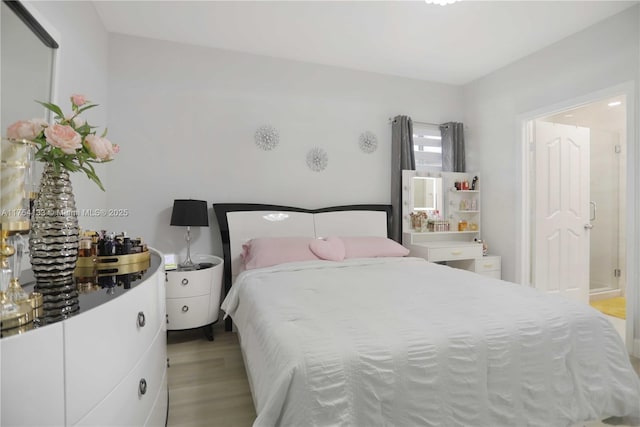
402, 170, 501, 279
404, 236, 483, 263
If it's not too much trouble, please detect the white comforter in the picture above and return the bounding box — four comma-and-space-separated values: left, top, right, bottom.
221, 257, 640, 427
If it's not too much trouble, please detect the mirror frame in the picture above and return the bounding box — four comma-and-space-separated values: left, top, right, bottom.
2, 0, 60, 115
3, 0, 58, 49
401, 170, 444, 232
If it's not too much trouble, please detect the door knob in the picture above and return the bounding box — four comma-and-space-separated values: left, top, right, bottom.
584, 223, 593, 229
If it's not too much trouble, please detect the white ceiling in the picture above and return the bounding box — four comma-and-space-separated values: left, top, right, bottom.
541, 96, 626, 133
93, 1, 637, 85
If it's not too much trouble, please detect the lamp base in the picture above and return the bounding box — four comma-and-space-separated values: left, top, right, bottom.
178, 264, 198, 271
178, 260, 198, 271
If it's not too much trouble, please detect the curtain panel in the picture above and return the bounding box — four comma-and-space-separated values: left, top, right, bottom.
440, 122, 466, 172
391, 115, 415, 242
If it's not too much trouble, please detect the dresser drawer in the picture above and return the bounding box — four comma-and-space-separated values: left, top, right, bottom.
167, 295, 211, 330
475, 256, 501, 273
427, 244, 482, 262
166, 267, 214, 298
480, 270, 501, 279
65, 268, 162, 425
74, 329, 167, 426
145, 369, 169, 427
449, 256, 501, 278
1, 323, 65, 427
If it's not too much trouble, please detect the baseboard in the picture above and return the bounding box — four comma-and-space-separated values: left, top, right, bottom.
632, 338, 640, 358
590, 289, 623, 301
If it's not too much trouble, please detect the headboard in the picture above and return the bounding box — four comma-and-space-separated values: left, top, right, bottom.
213, 203, 392, 330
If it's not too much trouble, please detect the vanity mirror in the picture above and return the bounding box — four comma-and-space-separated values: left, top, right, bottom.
401, 170, 444, 233
411, 176, 442, 211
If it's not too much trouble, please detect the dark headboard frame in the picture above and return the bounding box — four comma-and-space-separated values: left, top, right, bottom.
213, 203, 392, 331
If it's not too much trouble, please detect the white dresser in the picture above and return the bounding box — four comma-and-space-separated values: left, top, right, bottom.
0, 249, 168, 427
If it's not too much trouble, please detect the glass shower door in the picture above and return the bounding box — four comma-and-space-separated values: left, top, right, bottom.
589, 129, 622, 293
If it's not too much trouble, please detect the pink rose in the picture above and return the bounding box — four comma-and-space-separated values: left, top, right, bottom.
44, 124, 82, 154
6, 119, 47, 140
65, 113, 86, 128
70, 94, 87, 107
85, 134, 115, 161
112, 144, 120, 154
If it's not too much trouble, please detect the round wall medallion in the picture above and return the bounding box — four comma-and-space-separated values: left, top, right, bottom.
359, 131, 378, 153
306, 147, 328, 172
254, 125, 279, 151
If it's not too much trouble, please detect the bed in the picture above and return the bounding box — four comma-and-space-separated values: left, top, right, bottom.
213, 203, 640, 427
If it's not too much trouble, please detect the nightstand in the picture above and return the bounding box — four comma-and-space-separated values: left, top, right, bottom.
165, 255, 223, 340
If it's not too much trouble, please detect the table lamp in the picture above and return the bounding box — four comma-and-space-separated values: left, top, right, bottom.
170, 199, 209, 270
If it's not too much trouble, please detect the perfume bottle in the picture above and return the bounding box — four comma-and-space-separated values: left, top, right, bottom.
78, 235, 92, 257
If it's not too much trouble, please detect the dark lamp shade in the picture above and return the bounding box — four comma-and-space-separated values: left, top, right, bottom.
170, 199, 209, 227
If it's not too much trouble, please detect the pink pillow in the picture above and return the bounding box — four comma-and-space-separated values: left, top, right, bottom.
309, 237, 346, 261
242, 237, 320, 270
341, 236, 409, 259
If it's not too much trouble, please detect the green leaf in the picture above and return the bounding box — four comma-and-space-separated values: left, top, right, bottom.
80, 165, 105, 191
76, 123, 91, 135
76, 104, 99, 115
35, 101, 64, 118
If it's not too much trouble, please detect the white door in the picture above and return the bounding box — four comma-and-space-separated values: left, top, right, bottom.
533, 121, 590, 304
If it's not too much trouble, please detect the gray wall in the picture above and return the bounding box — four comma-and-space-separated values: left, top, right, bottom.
463, 6, 639, 283
105, 33, 464, 259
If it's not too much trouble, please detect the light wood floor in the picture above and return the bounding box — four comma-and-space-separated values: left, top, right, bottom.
167, 323, 640, 427
167, 323, 256, 427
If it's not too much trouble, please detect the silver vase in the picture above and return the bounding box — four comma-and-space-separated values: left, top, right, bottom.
29, 162, 79, 322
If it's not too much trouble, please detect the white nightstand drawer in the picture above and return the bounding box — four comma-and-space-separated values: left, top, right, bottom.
167, 295, 210, 330
427, 244, 482, 262
165, 258, 223, 301
166, 267, 214, 298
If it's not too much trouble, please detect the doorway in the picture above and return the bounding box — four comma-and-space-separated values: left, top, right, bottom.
525, 94, 627, 340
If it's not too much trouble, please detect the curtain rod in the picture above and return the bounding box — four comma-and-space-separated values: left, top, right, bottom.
388, 117, 442, 127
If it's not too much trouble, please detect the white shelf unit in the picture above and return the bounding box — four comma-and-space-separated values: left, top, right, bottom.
442, 172, 481, 237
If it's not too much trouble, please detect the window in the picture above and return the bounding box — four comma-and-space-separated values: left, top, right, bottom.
413, 123, 442, 171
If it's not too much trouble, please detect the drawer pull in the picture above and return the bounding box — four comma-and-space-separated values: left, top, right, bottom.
181, 278, 189, 286
483, 263, 494, 268
182, 305, 189, 312
137, 311, 146, 328
451, 250, 462, 255
139, 378, 147, 396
